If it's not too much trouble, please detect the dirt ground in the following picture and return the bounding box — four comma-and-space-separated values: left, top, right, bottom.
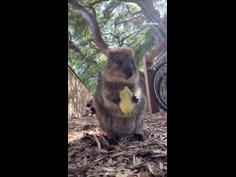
68, 112, 167, 177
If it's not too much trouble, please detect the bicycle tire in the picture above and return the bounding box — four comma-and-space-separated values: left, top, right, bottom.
153, 62, 167, 112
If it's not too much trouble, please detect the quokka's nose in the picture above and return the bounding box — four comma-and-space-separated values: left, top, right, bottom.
124, 68, 133, 79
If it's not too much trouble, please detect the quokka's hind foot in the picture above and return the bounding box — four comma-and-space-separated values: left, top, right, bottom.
133, 133, 144, 141
106, 135, 120, 145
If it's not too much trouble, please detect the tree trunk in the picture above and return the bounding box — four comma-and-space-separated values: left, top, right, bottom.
69, 0, 108, 52
137, 0, 166, 43
122, 0, 166, 44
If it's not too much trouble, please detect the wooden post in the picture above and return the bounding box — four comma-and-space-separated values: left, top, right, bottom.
143, 40, 166, 113
143, 56, 159, 113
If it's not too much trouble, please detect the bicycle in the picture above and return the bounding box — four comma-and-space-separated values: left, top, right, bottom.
151, 41, 167, 112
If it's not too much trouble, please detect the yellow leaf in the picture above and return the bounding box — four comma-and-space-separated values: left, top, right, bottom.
119, 86, 135, 114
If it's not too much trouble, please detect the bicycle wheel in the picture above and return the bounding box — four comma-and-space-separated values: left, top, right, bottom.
153, 62, 167, 112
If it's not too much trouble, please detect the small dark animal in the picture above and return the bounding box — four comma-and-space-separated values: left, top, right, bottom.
85, 100, 96, 116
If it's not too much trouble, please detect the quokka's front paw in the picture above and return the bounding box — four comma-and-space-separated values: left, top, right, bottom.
112, 95, 121, 104
132, 95, 139, 103
106, 136, 119, 145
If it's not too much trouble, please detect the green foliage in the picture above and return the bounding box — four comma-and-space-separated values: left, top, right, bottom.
68, 0, 164, 94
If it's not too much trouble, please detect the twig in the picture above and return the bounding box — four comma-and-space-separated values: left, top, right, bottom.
88, 0, 109, 7
133, 154, 136, 165
94, 154, 109, 163
93, 134, 101, 149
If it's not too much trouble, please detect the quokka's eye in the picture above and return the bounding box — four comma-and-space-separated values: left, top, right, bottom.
115, 59, 122, 65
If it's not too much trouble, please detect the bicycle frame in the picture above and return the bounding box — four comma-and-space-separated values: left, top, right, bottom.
151, 51, 167, 71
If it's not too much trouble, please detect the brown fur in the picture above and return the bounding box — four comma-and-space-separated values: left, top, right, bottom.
94, 48, 147, 143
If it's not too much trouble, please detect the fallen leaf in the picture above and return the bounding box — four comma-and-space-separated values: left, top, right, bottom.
116, 171, 131, 177
139, 172, 150, 177
147, 163, 160, 176
82, 156, 87, 165
133, 154, 136, 165
136, 157, 142, 164
159, 162, 163, 170
108, 158, 113, 164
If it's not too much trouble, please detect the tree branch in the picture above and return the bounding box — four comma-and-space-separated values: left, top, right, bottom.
115, 14, 144, 25
120, 26, 147, 44
103, 1, 120, 18
87, 39, 101, 52
68, 40, 83, 55
69, 0, 108, 53
88, 0, 109, 7
124, 32, 144, 46
121, 0, 138, 3
89, 5, 97, 17
131, 11, 142, 16
114, 9, 141, 25
121, 0, 166, 43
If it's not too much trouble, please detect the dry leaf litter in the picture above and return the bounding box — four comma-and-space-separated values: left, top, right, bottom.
68, 112, 167, 177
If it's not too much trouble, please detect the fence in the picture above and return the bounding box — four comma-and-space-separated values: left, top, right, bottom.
68, 66, 92, 119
